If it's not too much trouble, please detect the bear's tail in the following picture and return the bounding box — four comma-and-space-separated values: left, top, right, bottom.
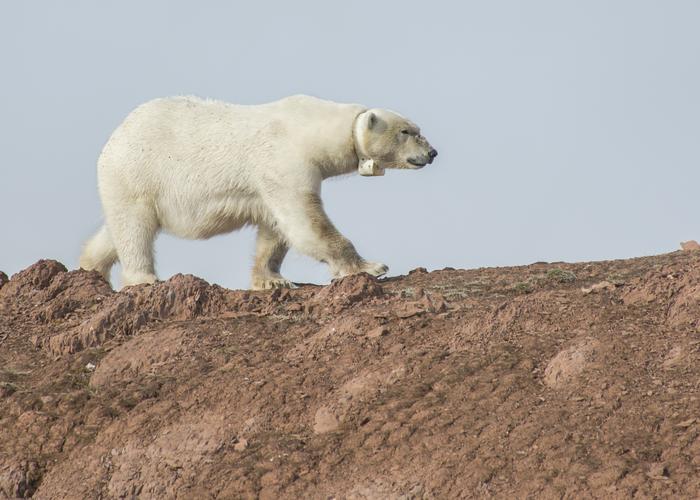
79, 225, 118, 284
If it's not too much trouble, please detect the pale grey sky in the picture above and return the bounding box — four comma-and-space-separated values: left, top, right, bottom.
2, 1, 699, 289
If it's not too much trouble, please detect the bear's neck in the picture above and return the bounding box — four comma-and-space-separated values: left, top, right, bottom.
313, 108, 367, 180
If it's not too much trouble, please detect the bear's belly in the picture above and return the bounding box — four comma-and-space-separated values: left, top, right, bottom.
157, 194, 267, 240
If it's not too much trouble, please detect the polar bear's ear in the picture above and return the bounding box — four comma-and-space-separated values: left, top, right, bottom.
366, 112, 377, 130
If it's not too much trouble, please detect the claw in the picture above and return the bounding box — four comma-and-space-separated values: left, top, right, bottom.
363, 261, 389, 277
251, 274, 295, 291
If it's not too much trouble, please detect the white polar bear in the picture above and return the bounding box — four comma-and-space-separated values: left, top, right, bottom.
79, 95, 438, 289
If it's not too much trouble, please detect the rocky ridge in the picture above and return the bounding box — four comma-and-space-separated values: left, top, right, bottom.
1, 249, 700, 498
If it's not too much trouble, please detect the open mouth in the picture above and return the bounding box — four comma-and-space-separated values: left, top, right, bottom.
407, 158, 428, 168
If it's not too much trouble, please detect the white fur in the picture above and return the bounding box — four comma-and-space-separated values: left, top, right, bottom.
80, 95, 432, 288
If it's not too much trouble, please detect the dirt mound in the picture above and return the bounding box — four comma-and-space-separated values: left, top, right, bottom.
2, 251, 700, 498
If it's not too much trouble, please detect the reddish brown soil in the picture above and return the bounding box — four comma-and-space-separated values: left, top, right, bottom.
1, 251, 700, 499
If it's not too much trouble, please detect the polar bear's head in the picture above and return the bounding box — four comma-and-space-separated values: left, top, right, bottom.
354, 109, 438, 171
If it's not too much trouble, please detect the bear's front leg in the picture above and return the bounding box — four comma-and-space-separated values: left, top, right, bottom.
265, 192, 388, 279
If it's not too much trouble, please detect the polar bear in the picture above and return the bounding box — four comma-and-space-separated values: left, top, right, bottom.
79, 95, 438, 289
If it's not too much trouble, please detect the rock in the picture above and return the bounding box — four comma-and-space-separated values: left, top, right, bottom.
0, 260, 67, 299
310, 273, 383, 314
647, 462, 669, 479
676, 418, 696, 429
680, 240, 700, 251
395, 302, 425, 319
421, 292, 448, 313
581, 281, 616, 295
544, 338, 600, 389
0, 271, 8, 290
35, 273, 240, 356
408, 267, 428, 275
394, 291, 448, 319
313, 406, 340, 434
0, 382, 17, 398
234, 438, 248, 451
31, 270, 113, 322
366, 326, 388, 338
662, 346, 685, 369
0, 461, 41, 498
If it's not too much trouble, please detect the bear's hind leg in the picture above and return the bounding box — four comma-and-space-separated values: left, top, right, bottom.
251, 225, 294, 290
106, 202, 159, 287
79, 225, 118, 284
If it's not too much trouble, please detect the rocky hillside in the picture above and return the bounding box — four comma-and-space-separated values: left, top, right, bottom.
1, 249, 700, 498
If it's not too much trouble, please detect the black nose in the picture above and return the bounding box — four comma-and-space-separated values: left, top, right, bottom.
429, 148, 438, 159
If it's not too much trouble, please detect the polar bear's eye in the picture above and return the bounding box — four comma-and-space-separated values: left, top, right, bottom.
400, 130, 410, 135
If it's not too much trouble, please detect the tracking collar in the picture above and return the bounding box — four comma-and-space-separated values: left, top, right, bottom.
352, 110, 385, 177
